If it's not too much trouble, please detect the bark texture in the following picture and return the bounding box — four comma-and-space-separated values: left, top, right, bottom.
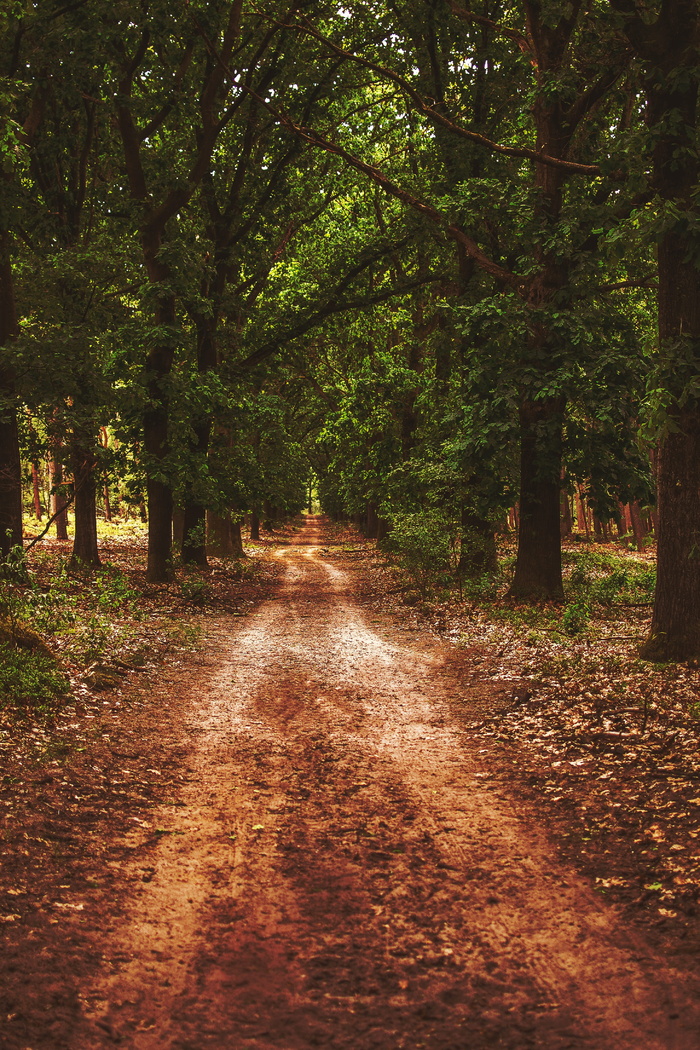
0, 239, 23, 558
69, 430, 100, 570
643, 413, 700, 659
50, 450, 69, 540
509, 398, 564, 600
206, 511, 245, 559
619, 1, 700, 658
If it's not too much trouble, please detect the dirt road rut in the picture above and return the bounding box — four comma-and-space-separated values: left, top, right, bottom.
75, 518, 700, 1049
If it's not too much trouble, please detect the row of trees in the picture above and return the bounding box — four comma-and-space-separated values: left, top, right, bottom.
1, 1, 699, 659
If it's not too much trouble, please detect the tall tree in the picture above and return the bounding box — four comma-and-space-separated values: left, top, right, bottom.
613, 0, 700, 659
107, 0, 248, 580
0, 1, 45, 558
277, 0, 636, 598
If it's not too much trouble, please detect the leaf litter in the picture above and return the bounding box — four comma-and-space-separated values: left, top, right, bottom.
1, 523, 700, 1048
352, 538, 700, 946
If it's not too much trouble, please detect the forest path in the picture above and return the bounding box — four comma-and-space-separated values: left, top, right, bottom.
46, 519, 700, 1046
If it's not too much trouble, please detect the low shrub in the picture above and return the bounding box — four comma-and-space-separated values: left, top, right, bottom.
562, 599, 591, 635
381, 510, 454, 594
0, 643, 69, 710
564, 549, 655, 606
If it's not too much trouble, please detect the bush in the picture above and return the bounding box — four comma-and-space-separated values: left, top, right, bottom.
0, 643, 69, 710
95, 564, 140, 612
562, 599, 591, 635
382, 510, 454, 593
564, 549, 655, 606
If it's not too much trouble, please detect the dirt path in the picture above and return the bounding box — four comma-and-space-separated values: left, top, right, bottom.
7, 516, 700, 1049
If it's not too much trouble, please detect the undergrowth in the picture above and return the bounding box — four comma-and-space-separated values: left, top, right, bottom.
0, 643, 70, 710
0, 543, 213, 713
450, 545, 656, 640
380, 536, 690, 737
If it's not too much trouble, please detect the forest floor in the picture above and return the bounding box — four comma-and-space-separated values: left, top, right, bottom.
2, 515, 700, 1049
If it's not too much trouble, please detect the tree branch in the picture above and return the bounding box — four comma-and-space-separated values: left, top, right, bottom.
596, 273, 657, 292
449, 2, 534, 58
237, 273, 444, 370
608, 0, 663, 61
274, 119, 524, 289
235, 233, 443, 369
140, 40, 196, 141
242, 220, 295, 310
194, 15, 524, 291
287, 16, 601, 175
564, 54, 631, 131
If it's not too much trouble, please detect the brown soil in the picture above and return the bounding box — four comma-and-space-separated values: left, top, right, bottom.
2, 516, 700, 1049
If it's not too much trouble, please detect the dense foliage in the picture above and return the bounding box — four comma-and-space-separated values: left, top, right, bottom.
1, 1, 699, 657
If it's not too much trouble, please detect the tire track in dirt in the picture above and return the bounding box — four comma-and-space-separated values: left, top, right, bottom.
76, 518, 700, 1049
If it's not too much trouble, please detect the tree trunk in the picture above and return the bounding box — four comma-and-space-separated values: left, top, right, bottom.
560, 489, 573, 538
629, 501, 646, 553
505, 10, 571, 602
172, 507, 185, 550
459, 504, 497, 575
575, 488, 590, 541
69, 429, 100, 570
146, 474, 173, 581
0, 236, 23, 558
182, 503, 208, 566
250, 509, 260, 541
32, 463, 43, 519
143, 294, 175, 582
618, 502, 631, 539
179, 414, 210, 567
50, 447, 69, 540
642, 410, 700, 660
206, 510, 245, 558
230, 519, 244, 558
262, 500, 278, 532
366, 502, 379, 540
620, 2, 700, 659
100, 428, 112, 521
181, 317, 219, 568
641, 52, 700, 657
508, 399, 564, 600
206, 510, 232, 556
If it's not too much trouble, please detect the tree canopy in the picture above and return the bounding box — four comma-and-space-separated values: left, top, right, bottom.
1, 0, 699, 658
